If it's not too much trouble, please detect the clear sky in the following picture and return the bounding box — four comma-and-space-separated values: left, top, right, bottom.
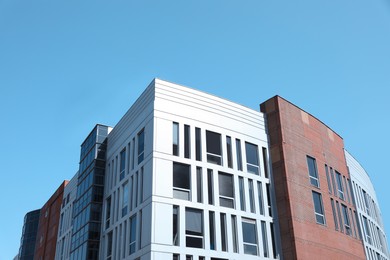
1, 1, 389, 259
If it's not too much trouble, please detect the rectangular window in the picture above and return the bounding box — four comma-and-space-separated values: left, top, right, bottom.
231, 215, 238, 253
239, 177, 245, 211
325, 165, 332, 193
261, 221, 269, 257
236, 139, 243, 171
207, 169, 214, 205
131, 138, 135, 170
343, 176, 350, 203
137, 129, 145, 164
262, 147, 269, 178
135, 172, 138, 208
363, 216, 372, 244
363, 190, 370, 215
249, 179, 255, 213
184, 125, 190, 159
342, 204, 352, 235
185, 208, 204, 248
336, 201, 344, 232
139, 211, 143, 249
196, 167, 203, 203
120, 149, 126, 181
106, 231, 113, 260
173, 162, 191, 201
226, 136, 233, 168
218, 172, 234, 208
330, 167, 337, 195
245, 142, 260, 175
242, 219, 258, 255
336, 171, 345, 200
123, 221, 127, 258
105, 196, 111, 229
122, 183, 129, 217
206, 130, 222, 165
173, 254, 180, 260
209, 211, 216, 250
173, 122, 179, 156
312, 191, 325, 224
330, 199, 339, 230
266, 184, 272, 217
195, 127, 201, 161
307, 156, 319, 187
173, 206, 179, 246
129, 176, 133, 211
257, 181, 265, 215
129, 215, 137, 254
220, 213, 227, 251
140, 167, 144, 203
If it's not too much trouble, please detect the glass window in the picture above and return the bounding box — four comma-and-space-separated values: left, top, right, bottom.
209, 211, 215, 250
343, 176, 350, 203
330, 199, 338, 230
242, 219, 258, 255
173, 206, 179, 246
173, 162, 191, 201
184, 125, 190, 159
206, 130, 222, 165
131, 137, 135, 170
173, 122, 179, 156
239, 177, 245, 211
231, 215, 238, 253
207, 169, 214, 205
312, 191, 325, 225
261, 221, 269, 257
257, 181, 265, 215
185, 208, 204, 248
195, 127, 201, 161
363, 216, 372, 244
120, 149, 126, 181
325, 165, 332, 193
173, 254, 180, 260
106, 231, 113, 260
330, 167, 337, 195
336, 171, 344, 200
122, 183, 129, 217
363, 190, 370, 215
137, 129, 145, 164
342, 204, 352, 235
336, 201, 344, 232
226, 136, 233, 168
262, 147, 269, 178
140, 167, 144, 203
249, 179, 255, 213
236, 139, 243, 171
266, 184, 272, 217
220, 213, 227, 251
307, 156, 319, 187
218, 172, 234, 208
196, 167, 203, 203
245, 142, 259, 175
129, 215, 137, 254
105, 196, 111, 229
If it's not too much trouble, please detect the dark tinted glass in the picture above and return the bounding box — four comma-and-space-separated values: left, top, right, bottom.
218, 172, 234, 197
245, 142, 259, 166
173, 163, 190, 189
206, 131, 221, 155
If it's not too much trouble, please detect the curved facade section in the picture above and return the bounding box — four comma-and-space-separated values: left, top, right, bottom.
346, 150, 390, 260
18, 209, 40, 260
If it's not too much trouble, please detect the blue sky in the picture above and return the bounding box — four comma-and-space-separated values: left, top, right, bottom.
1, 0, 389, 258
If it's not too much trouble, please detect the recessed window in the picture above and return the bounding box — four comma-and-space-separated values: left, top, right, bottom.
209, 211, 216, 250
249, 179, 255, 213
173, 122, 179, 156
236, 139, 243, 171
226, 136, 233, 168
196, 167, 203, 203
261, 221, 269, 258
231, 215, 238, 253
341, 204, 352, 235
137, 129, 145, 164
105, 196, 111, 229
245, 142, 259, 175
106, 231, 113, 260
242, 219, 258, 255
307, 156, 319, 187
239, 177, 245, 211
363, 216, 372, 245
325, 165, 332, 193
206, 130, 222, 165
220, 213, 227, 251
173, 205, 179, 246
122, 182, 129, 217
185, 208, 204, 248
257, 181, 265, 215
184, 125, 190, 159
129, 215, 137, 254
173, 162, 191, 201
195, 127, 201, 161
330, 199, 339, 230
120, 149, 126, 181
218, 172, 234, 208
335, 171, 344, 200
336, 201, 344, 232
312, 191, 325, 225
207, 169, 214, 205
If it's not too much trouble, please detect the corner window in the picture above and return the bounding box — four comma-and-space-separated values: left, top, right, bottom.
185, 208, 204, 248
242, 219, 258, 255
173, 162, 191, 201
218, 172, 234, 208
307, 156, 319, 187
245, 142, 259, 175
137, 129, 145, 164
206, 131, 222, 165
312, 191, 325, 225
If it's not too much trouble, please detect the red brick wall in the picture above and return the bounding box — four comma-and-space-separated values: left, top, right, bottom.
261, 96, 366, 260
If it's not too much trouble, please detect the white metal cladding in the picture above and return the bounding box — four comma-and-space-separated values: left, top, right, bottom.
345, 150, 389, 260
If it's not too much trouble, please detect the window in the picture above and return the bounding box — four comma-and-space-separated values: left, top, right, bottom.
196, 167, 203, 203
120, 149, 126, 181
137, 129, 144, 164
207, 169, 214, 205
236, 139, 243, 171
257, 181, 265, 215
239, 177, 245, 211
261, 221, 269, 257
231, 215, 238, 253
307, 156, 319, 187
173, 162, 191, 201
363, 190, 370, 215
206, 130, 222, 165
262, 147, 269, 178
185, 208, 203, 248
106, 231, 113, 260
122, 182, 129, 217
139, 210, 142, 249
209, 211, 216, 250
226, 136, 233, 168
220, 213, 227, 251
343, 176, 350, 203
330, 199, 338, 230
173, 254, 180, 260
342, 204, 352, 235
266, 184, 272, 217
184, 125, 190, 159
330, 167, 337, 195
139, 167, 144, 203
325, 165, 332, 193
195, 127, 201, 161
131, 137, 135, 170
218, 172, 234, 208
173, 122, 179, 156
242, 219, 258, 255
312, 191, 325, 224
129, 215, 137, 254
336, 201, 344, 232
249, 179, 255, 213
245, 142, 260, 175
105, 197, 111, 229
173, 206, 179, 246
363, 216, 372, 244
335, 171, 344, 200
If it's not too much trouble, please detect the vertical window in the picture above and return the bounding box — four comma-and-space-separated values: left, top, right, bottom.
330, 167, 337, 195
336, 171, 344, 200
363, 190, 370, 215
218, 172, 235, 208
343, 176, 350, 203
330, 199, 339, 230
173, 162, 191, 201
106, 231, 113, 260
262, 147, 269, 178
173, 206, 179, 246
307, 156, 319, 187
355, 211, 362, 239
184, 125, 190, 159
236, 139, 243, 171
123, 221, 127, 258
206, 131, 222, 165
139, 210, 142, 249
137, 129, 145, 164
231, 215, 238, 253
173, 254, 180, 260
257, 181, 265, 215
363, 216, 372, 244
105, 196, 111, 229
196, 167, 203, 203
120, 149, 126, 181
342, 204, 352, 235
325, 165, 332, 193
312, 191, 325, 224
207, 169, 214, 205
195, 127, 201, 161
209, 211, 216, 250
135, 172, 138, 207
242, 219, 258, 255
220, 213, 227, 251
129, 176, 133, 211
140, 167, 144, 203
336, 201, 344, 232
226, 136, 233, 168
173, 122, 179, 156
245, 142, 260, 175
131, 137, 135, 170
266, 184, 272, 217
261, 221, 269, 258
248, 179, 255, 213
122, 183, 129, 217
239, 177, 245, 211
185, 208, 204, 248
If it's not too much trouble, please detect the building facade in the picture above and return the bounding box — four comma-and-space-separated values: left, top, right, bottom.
18, 209, 40, 260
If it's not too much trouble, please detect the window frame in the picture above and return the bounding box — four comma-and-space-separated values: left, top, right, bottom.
307, 156, 320, 188
312, 191, 326, 225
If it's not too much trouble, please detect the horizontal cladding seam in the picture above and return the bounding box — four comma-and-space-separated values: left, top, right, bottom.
155, 86, 263, 121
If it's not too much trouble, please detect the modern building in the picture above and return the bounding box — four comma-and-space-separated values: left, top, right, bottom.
18, 78, 389, 260
18, 209, 40, 260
